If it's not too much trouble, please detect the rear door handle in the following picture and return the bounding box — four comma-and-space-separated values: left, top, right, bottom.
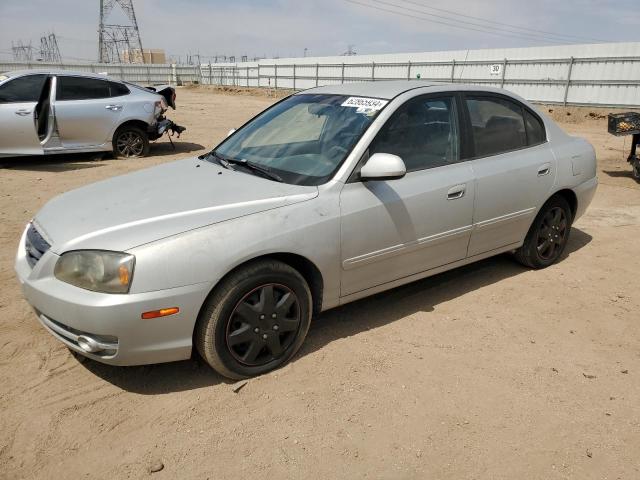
447, 184, 466, 200
105, 104, 123, 111
15, 109, 32, 116
537, 163, 551, 176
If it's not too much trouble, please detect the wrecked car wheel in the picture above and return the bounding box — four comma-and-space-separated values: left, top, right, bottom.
195, 259, 312, 379
113, 126, 150, 158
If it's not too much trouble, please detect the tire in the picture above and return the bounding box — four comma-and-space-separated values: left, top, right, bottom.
195, 260, 312, 379
631, 159, 640, 182
515, 195, 573, 269
112, 125, 150, 158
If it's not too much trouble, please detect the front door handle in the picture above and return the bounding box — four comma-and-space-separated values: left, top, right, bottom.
537, 163, 551, 176
15, 109, 32, 116
447, 184, 466, 200
105, 104, 123, 111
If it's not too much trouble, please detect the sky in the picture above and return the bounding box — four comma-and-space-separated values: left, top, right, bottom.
0, 0, 638, 62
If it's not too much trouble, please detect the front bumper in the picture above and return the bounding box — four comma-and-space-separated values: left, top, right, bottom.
15, 226, 211, 366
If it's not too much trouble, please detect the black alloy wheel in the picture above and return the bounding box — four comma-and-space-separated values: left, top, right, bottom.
535, 207, 569, 261
515, 194, 573, 269
195, 259, 312, 379
226, 283, 301, 366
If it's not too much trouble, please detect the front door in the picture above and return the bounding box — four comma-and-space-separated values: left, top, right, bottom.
0, 74, 47, 156
339, 94, 475, 296
54, 75, 123, 148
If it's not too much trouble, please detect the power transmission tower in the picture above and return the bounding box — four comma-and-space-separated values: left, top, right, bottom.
342, 45, 357, 56
98, 0, 144, 63
39, 33, 62, 63
12, 41, 35, 61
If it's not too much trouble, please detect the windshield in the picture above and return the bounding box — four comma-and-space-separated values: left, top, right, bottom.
210, 94, 387, 185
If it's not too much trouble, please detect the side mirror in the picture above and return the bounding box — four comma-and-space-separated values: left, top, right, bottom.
227, 128, 236, 137
360, 153, 406, 181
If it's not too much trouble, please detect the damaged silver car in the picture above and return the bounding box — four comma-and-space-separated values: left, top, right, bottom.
0, 70, 184, 158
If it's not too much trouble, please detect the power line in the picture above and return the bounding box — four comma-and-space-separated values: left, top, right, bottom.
344, 0, 579, 45
364, 0, 593, 44
396, 0, 606, 43
349, 0, 574, 44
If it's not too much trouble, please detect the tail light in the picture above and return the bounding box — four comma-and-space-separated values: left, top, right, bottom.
154, 99, 168, 116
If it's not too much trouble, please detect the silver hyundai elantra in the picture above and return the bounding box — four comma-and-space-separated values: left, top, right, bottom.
15, 81, 598, 379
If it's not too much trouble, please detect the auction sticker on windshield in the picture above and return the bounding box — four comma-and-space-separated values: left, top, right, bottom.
341, 97, 388, 113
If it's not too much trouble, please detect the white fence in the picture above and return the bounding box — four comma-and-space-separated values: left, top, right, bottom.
3, 42, 639, 107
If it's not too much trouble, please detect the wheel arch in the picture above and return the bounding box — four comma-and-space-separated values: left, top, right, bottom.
113, 119, 150, 139
551, 188, 578, 220
198, 252, 325, 322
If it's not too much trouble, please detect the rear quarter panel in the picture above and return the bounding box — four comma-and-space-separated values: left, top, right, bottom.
110, 89, 160, 136
550, 130, 598, 221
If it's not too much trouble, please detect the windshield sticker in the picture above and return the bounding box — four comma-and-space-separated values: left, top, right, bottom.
0, 75, 8, 82
341, 97, 388, 113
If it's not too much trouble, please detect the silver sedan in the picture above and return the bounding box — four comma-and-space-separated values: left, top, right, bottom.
15, 81, 598, 379
0, 70, 181, 158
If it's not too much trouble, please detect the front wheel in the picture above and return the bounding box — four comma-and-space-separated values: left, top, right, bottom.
112, 126, 150, 158
515, 195, 573, 269
195, 260, 312, 379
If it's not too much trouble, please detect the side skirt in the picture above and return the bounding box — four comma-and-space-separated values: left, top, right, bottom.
336, 241, 521, 307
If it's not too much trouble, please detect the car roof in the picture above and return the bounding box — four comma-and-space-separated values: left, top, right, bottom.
299, 80, 518, 101
1, 69, 125, 82
299, 80, 450, 100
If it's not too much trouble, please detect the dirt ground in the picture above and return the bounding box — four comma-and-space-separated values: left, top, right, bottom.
1, 87, 639, 480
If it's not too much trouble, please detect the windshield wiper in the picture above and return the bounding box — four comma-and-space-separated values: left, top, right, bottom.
202, 151, 284, 182
200, 151, 233, 169
232, 159, 284, 182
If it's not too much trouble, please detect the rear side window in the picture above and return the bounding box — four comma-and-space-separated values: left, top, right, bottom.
465, 96, 527, 157
56, 76, 112, 100
0, 74, 47, 103
109, 81, 130, 97
524, 110, 546, 145
369, 95, 459, 172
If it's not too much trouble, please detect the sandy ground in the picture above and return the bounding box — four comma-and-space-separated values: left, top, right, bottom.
1, 88, 639, 480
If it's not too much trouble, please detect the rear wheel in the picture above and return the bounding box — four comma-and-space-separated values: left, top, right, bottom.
515, 195, 572, 269
631, 158, 640, 182
195, 260, 312, 379
112, 126, 150, 158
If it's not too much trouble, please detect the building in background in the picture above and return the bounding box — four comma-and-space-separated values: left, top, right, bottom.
123, 48, 166, 64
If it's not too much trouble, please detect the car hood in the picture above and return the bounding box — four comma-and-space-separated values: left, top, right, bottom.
34, 157, 318, 253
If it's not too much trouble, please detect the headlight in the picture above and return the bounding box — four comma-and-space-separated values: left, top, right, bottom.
54, 251, 135, 294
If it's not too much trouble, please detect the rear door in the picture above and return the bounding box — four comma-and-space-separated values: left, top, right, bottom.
463, 93, 556, 256
54, 75, 125, 148
0, 74, 47, 156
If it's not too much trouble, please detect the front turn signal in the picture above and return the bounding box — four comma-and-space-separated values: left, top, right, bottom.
141, 307, 180, 320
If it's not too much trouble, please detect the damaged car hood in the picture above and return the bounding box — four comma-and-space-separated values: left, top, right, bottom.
34, 157, 318, 253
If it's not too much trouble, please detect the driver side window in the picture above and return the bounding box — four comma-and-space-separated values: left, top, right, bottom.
0, 75, 47, 103
369, 95, 459, 172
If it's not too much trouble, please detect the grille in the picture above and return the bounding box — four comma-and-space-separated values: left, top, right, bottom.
25, 224, 51, 268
